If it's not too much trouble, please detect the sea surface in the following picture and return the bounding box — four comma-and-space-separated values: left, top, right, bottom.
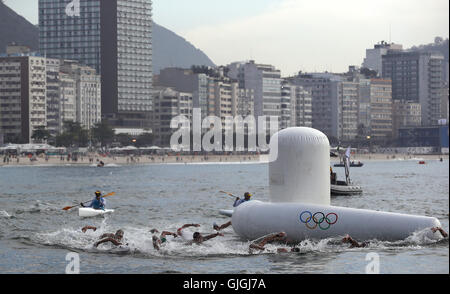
0, 159, 448, 274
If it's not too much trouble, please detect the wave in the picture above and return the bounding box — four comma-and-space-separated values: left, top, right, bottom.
0, 210, 14, 219
22, 222, 448, 258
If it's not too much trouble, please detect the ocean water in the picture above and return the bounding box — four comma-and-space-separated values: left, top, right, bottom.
0, 159, 448, 274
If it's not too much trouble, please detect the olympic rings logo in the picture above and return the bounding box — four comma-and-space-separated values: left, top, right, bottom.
299, 211, 338, 230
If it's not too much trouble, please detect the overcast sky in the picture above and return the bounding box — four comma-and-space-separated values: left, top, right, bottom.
4, 0, 449, 75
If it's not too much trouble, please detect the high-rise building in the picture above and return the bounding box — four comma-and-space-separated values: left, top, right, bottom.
286, 73, 341, 139
362, 41, 403, 75
392, 100, 421, 138
369, 79, 393, 140
39, 0, 153, 129
60, 60, 101, 130
152, 87, 192, 146
382, 50, 445, 126
339, 81, 359, 140
282, 80, 312, 128
227, 61, 281, 119
0, 55, 47, 143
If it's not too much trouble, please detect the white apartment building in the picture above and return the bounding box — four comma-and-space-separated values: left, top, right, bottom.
0, 55, 47, 143
227, 61, 282, 133
152, 87, 193, 145
339, 81, 359, 140
60, 61, 101, 130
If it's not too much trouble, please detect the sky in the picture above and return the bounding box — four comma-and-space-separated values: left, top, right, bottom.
3, 0, 449, 76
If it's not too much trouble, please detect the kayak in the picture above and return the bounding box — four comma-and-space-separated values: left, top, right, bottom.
79, 207, 114, 217
219, 209, 233, 217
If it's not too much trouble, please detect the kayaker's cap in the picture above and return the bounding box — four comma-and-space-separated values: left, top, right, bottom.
95, 191, 101, 197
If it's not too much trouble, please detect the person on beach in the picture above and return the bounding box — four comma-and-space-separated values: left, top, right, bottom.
233, 192, 252, 207
249, 232, 300, 253
81, 226, 126, 247
81, 191, 106, 210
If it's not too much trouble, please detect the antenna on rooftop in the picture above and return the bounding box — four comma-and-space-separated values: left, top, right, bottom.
389, 23, 392, 43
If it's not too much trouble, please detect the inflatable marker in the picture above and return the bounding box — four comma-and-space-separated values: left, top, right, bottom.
231, 127, 443, 242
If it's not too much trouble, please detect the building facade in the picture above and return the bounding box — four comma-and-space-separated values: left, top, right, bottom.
392, 100, 421, 138
0, 55, 47, 143
382, 50, 446, 127
369, 79, 393, 140
152, 87, 192, 146
286, 73, 341, 139
362, 41, 403, 75
39, 0, 153, 129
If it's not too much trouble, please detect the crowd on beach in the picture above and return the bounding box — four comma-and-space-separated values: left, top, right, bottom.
0, 152, 263, 166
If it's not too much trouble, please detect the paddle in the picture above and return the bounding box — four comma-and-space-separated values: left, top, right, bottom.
62, 192, 116, 211
219, 191, 238, 199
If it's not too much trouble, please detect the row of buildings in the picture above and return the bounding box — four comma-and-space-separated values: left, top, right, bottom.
0, 0, 448, 150
0, 45, 101, 143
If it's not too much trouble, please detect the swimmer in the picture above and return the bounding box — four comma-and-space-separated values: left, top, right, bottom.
81, 226, 126, 248
150, 228, 178, 251
342, 234, 369, 248
188, 231, 224, 245
176, 223, 201, 239
249, 232, 299, 253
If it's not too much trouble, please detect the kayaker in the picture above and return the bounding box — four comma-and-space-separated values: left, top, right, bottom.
249, 232, 300, 253
81, 226, 126, 248
81, 191, 106, 210
233, 192, 252, 207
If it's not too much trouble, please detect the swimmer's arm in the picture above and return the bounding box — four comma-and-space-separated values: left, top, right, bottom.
99, 233, 115, 239
161, 231, 177, 238
249, 243, 265, 251
432, 227, 448, 238
94, 238, 122, 248
177, 224, 200, 235
82, 226, 97, 233
202, 232, 224, 242
258, 233, 286, 246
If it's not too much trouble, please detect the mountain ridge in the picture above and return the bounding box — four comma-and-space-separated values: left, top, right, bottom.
0, 1, 215, 73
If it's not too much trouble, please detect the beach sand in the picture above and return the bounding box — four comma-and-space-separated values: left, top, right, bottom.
0, 153, 447, 167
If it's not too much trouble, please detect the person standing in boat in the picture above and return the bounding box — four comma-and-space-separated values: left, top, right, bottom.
81, 191, 106, 210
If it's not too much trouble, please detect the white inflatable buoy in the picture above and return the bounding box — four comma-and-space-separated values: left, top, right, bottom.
269, 127, 330, 205
232, 127, 442, 242
232, 201, 440, 242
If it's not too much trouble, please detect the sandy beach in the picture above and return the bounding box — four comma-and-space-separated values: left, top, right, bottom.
0, 153, 447, 167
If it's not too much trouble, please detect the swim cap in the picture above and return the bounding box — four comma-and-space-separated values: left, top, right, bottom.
95, 191, 101, 196
244, 192, 252, 198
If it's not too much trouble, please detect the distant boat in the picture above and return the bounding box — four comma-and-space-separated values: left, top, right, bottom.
418, 161, 426, 165
331, 146, 363, 196
334, 161, 364, 167
331, 180, 363, 196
